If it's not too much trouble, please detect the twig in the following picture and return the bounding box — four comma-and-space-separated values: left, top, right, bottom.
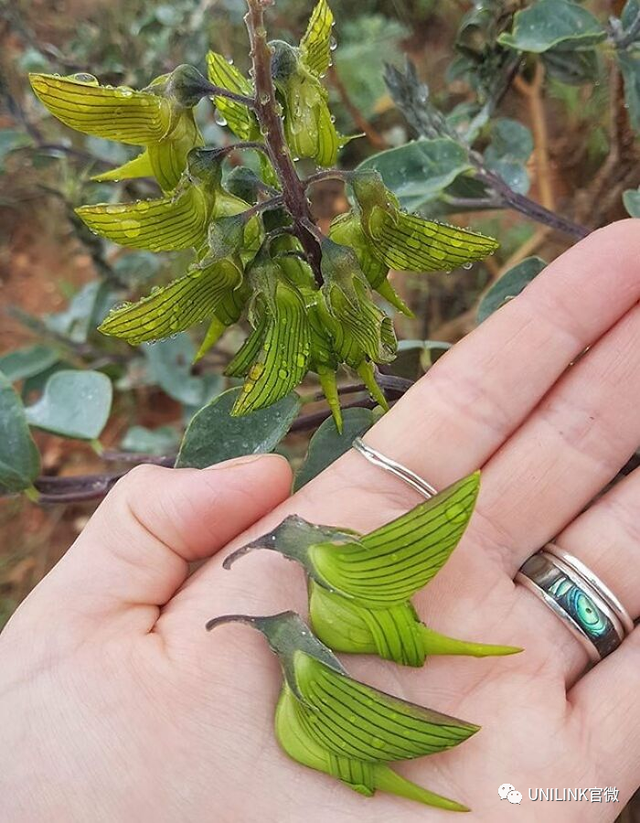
304, 169, 351, 189
613, 9, 640, 49
202, 82, 256, 107
241, 194, 285, 220
245, 0, 323, 287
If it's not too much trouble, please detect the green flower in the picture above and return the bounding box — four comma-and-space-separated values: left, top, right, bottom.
350, 169, 500, 272
76, 148, 255, 253
225, 251, 311, 416
29, 65, 207, 191
266, 0, 350, 166
329, 211, 414, 316
98, 212, 252, 349
207, 610, 478, 811
225, 472, 521, 666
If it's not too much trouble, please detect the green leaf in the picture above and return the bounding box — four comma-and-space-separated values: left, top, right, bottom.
486, 118, 533, 163
176, 387, 300, 468
46, 281, 115, 344
485, 118, 532, 195
397, 339, 452, 372
144, 335, 222, 407
0, 128, 33, 171
498, 0, 606, 54
0, 371, 41, 494
477, 256, 546, 323
622, 0, 640, 30
618, 50, 640, 131
112, 251, 163, 285
300, 0, 334, 78
121, 425, 180, 455
293, 407, 376, 491
357, 138, 472, 211
542, 46, 600, 85
0, 345, 59, 382
624, 187, 640, 217
335, 15, 408, 119
25, 370, 113, 440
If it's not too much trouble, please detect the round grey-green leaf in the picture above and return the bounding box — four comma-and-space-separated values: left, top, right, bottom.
25, 370, 113, 440
498, 0, 606, 54
357, 138, 472, 211
0, 371, 41, 493
293, 407, 376, 491
176, 387, 301, 469
477, 257, 547, 323
0, 345, 59, 382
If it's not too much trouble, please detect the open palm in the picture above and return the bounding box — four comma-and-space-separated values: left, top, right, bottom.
3, 221, 640, 822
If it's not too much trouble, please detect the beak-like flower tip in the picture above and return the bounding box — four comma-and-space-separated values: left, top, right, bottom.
221, 544, 257, 570
205, 613, 256, 632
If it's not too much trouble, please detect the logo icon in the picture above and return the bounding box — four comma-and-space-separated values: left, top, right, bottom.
499, 784, 522, 804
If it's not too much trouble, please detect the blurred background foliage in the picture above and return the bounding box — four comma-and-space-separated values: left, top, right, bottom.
1, 9, 640, 812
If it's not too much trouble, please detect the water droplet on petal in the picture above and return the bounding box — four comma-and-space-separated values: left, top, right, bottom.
122, 219, 141, 238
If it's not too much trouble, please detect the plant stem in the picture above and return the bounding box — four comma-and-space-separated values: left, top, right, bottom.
472, 159, 588, 240
202, 82, 256, 107
304, 169, 352, 188
244, 0, 323, 287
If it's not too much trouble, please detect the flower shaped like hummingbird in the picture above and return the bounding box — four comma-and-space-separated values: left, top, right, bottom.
225, 472, 521, 666
207, 610, 478, 811
225, 249, 311, 416
29, 65, 210, 191
93, 149, 262, 353
330, 169, 500, 299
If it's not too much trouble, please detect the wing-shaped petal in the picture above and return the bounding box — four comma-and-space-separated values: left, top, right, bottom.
99, 259, 242, 344
148, 110, 203, 191
92, 149, 154, 183
300, 0, 334, 78
29, 73, 171, 146
368, 209, 499, 272
225, 317, 267, 377
310, 583, 426, 666
296, 652, 478, 762
206, 51, 257, 140
232, 282, 310, 415
311, 472, 480, 606
75, 186, 208, 251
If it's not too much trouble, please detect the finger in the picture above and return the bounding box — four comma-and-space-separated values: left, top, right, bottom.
290, 219, 640, 538
167, 222, 640, 626
353, 219, 640, 506
568, 548, 640, 798
529, 466, 640, 685
10, 455, 292, 633
467, 304, 640, 678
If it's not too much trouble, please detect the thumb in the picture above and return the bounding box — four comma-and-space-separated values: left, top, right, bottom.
10, 455, 292, 632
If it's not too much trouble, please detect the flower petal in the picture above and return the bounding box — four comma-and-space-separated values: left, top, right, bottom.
29, 73, 171, 146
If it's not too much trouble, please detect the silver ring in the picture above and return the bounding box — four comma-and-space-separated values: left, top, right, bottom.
351, 437, 437, 499
351, 437, 634, 662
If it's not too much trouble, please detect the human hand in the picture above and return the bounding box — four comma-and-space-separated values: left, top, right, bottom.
3, 221, 640, 822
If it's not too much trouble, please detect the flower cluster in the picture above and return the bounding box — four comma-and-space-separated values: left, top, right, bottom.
30, 0, 498, 429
